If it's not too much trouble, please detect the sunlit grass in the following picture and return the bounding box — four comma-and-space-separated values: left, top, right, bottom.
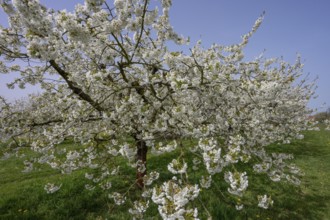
0, 127, 329, 219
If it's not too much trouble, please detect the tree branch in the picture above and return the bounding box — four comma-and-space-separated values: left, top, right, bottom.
49, 60, 104, 112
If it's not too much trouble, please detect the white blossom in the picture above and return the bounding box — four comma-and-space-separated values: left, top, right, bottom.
143, 171, 160, 186
22, 160, 33, 173
200, 175, 212, 189
85, 184, 95, 191
85, 173, 94, 180
100, 181, 112, 190
224, 171, 248, 197
119, 143, 136, 162
235, 204, 244, 210
257, 195, 274, 209
128, 200, 149, 219
109, 192, 126, 205
167, 159, 187, 174
152, 180, 200, 219
44, 183, 62, 194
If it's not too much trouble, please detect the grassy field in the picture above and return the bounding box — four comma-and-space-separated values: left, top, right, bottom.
0, 127, 329, 220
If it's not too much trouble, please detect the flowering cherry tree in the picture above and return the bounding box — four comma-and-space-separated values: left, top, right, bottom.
0, 0, 315, 219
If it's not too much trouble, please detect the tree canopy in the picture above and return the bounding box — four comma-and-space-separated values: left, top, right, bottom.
0, 0, 316, 219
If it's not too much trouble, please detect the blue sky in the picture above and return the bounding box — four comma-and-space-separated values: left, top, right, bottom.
1, 0, 329, 110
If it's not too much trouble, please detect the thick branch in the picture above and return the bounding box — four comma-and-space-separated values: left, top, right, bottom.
49, 60, 104, 112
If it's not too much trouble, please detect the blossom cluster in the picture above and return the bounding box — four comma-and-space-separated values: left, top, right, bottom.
224, 171, 248, 197
152, 179, 200, 219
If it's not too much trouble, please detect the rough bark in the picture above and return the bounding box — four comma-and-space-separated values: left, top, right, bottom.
135, 139, 148, 189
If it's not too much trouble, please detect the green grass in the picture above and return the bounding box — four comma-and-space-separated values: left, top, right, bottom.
0, 128, 329, 219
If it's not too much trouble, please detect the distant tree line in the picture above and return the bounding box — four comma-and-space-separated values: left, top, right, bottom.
313, 107, 330, 122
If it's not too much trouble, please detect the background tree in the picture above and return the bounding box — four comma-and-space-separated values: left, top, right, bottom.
313, 107, 330, 122
0, 0, 315, 218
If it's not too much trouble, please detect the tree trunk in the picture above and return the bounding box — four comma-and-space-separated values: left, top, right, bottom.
135, 138, 148, 189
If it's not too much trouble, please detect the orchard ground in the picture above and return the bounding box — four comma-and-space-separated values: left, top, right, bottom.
0, 125, 329, 220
